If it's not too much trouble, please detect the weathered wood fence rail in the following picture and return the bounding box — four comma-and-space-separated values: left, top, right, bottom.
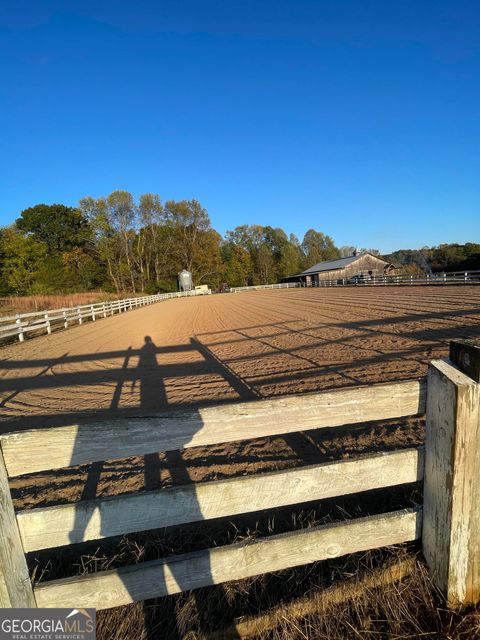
0, 341, 479, 611
0, 290, 198, 344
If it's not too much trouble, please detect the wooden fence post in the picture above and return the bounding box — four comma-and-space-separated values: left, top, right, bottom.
15, 315, 24, 342
422, 340, 480, 607
0, 444, 36, 607
44, 312, 51, 335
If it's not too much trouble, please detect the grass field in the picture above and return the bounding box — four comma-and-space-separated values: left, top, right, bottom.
0, 291, 117, 314
2, 286, 480, 638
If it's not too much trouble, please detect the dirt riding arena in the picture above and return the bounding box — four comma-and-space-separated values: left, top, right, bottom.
2, 285, 480, 638
1, 285, 479, 506
2, 285, 480, 418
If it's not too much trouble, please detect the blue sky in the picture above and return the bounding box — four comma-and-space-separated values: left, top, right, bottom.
1, 1, 479, 253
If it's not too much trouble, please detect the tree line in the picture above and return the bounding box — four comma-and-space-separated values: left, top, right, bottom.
1, 191, 478, 295
384, 245, 480, 274
0, 192, 339, 295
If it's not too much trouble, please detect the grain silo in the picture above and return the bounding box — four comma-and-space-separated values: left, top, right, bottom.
178, 270, 193, 292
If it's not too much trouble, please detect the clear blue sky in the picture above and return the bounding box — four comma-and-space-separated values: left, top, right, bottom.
1, 1, 479, 253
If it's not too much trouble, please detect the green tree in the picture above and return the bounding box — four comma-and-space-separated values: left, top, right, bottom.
225, 225, 274, 283
277, 234, 303, 279
80, 192, 139, 293
221, 242, 253, 287
138, 193, 165, 289
339, 246, 380, 257
4, 193, 349, 294
0, 226, 48, 295
62, 248, 106, 290
105, 191, 137, 293
302, 229, 339, 268
80, 196, 123, 293
262, 227, 304, 280
429, 243, 480, 272
16, 204, 91, 253
165, 200, 211, 273
192, 229, 223, 287
225, 225, 264, 253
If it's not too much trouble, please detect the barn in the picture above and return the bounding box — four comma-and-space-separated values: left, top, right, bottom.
283, 251, 396, 286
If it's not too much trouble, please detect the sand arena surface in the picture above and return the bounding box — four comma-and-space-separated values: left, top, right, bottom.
1, 286, 479, 506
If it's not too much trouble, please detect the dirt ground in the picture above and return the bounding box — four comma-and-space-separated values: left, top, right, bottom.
1, 285, 479, 509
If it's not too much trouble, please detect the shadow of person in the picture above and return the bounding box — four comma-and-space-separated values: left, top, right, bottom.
134, 336, 165, 411
134, 336, 166, 490
69, 336, 238, 638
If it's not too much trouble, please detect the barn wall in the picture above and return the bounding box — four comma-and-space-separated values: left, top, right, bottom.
316, 255, 392, 281
280, 254, 395, 284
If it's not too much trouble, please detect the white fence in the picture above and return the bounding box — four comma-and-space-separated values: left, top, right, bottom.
0, 290, 204, 344
314, 269, 480, 287
230, 283, 300, 293
230, 269, 480, 293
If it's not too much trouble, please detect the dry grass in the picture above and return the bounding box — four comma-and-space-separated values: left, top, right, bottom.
204, 556, 480, 640
91, 549, 480, 640
0, 292, 117, 314
27, 485, 480, 640
205, 556, 419, 639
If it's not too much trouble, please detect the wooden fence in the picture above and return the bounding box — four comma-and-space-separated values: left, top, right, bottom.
0, 340, 479, 611
0, 290, 200, 344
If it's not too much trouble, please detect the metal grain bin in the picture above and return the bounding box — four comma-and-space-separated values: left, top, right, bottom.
178, 270, 193, 292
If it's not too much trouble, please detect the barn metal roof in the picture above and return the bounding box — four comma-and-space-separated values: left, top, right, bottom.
301, 253, 387, 275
